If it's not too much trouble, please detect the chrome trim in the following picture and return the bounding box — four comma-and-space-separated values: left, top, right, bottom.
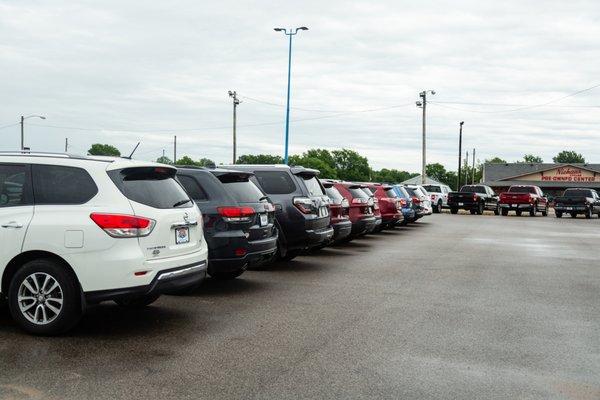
171, 220, 198, 228
156, 262, 206, 281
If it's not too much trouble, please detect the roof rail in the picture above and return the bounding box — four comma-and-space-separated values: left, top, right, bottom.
0, 151, 98, 162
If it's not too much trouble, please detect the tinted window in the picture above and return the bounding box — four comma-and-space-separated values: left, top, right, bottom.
177, 175, 208, 201
325, 186, 344, 204
404, 187, 417, 197
385, 188, 398, 198
508, 186, 537, 194
302, 176, 325, 196
33, 165, 97, 205
423, 185, 441, 193
218, 174, 266, 203
0, 164, 32, 208
254, 171, 296, 195
460, 185, 487, 194
348, 187, 369, 199
361, 188, 374, 197
394, 186, 410, 198
110, 167, 192, 209
563, 189, 593, 197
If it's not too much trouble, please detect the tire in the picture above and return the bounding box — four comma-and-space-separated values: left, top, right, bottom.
501, 208, 508, 216
529, 203, 537, 217
115, 293, 161, 307
476, 203, 484, 215
450, 208, 458, 214
434, 201, 442, 213
541, 208, 548, 217
516, 210, 522, 216
469, 209, 476, 215
279, 249, 301, 262
8, 259, 82, 335
585, 207, 592, 219
494, 205, 500, 215
555, 211, 562, 218
570, 212, 577, 218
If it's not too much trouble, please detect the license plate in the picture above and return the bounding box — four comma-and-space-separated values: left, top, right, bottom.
175, 227, 190, 244
259, 213, 268, 226
458, 202, 464, 206
318, 206, 329, 217
512, 204, 517, 207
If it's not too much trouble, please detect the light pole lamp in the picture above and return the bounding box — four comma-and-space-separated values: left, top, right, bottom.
20, 114, 46, 151
416, 90, 435, 184
274, 26, 308, 164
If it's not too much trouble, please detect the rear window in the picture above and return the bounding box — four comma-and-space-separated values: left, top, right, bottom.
394, 186, 410, 198
218, 174, 266, 203
461, 185, 486, 194
254, 171, 296, 195
404, 187, 417, 197
385, 188, 398, 198
177, 175, 208, 201
325, 186, 344, 204
348, 187, 369, 199
563, 189, 593, 197
508, 186, 536, 194
301, 175, 325, 196
110, 167, 192, 209
362, 188, 374, 196
0, 164, 33, 207
33, 165, 98, 205
423, 185, 441, 193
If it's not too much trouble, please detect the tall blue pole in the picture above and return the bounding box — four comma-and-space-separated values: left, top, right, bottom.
284, 32, 293, 165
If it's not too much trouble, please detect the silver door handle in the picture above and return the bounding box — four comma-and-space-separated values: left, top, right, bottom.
1, 221, 23, 229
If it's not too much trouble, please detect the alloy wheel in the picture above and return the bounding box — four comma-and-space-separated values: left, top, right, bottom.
17, 272, 64, 325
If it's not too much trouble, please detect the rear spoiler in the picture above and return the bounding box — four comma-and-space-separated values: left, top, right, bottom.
290, 166, 320, 178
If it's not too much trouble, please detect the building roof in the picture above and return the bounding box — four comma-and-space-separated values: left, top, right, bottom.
483, 163, 600, 182
400, 175, 444, 185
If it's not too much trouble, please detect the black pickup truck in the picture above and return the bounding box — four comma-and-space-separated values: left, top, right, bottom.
447, 184, 500, 215
553, 188, 600, 218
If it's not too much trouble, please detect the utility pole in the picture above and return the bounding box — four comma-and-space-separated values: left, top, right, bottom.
64, 138, 68, 152
228, 91, 240, 164
472, 148, 476, 184
20, 114, 46, 151
464, 150, 469, 186
416, 90, 435, 184
457, 121, 464, 190
173, 135, 177, 163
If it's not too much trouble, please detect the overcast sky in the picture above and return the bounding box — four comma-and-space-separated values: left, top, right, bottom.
1, 1, 599, 171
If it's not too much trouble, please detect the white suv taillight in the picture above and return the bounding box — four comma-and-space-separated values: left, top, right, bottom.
90, 213, 156, 238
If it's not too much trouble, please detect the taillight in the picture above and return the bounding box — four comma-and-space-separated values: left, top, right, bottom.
399, 198, 408, 207
218, 206, 255, 222
352, 198, 367, 204
90, 213, 156, 238
473, 194, 478, 201
430, 194, 435, 200
293, 197, 314, 214
412, 197, 420, 204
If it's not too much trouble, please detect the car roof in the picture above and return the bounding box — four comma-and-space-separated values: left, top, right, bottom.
176, 166, 254, 177
221, 164, 320, 176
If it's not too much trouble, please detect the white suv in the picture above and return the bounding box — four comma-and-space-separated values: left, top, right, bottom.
0, 153, 208, 335
422, 184, 452, 213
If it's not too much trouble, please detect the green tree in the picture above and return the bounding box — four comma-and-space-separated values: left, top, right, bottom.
372, 169, 417, 184
176, 156, 197, 166
522, 154, 543, 163
289, 149, 338, 178
553, 150, 585, 164
197, 158, 215, 167
236, 154, 284, 164
156, 155, 173, 165
485, 157, 507, 164
88, 143, 121, 157
331, 149, 371, 181
425, 163, 447, 182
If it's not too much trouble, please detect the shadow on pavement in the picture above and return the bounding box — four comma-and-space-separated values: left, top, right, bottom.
189, 276, 269, 298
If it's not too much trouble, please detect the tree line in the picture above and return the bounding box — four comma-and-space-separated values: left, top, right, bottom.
86, 143, 587, 190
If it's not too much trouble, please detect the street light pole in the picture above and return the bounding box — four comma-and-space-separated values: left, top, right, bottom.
274, 26, 308, 164
20, 114, 46, 150
228, 90, 240, 164
416, 90, 435, 184
472, 148, 476, 184
457, 121, 464, 190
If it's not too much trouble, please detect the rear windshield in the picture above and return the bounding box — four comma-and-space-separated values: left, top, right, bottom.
301, 175, 325, 196
411, 187, 425, 197
325, 186, 344, 204
422, 185, 441, 193
109, 167, 192, 209
563, 189, 593, 197
508, 186, 536, 194
394, 186, 410, 198
404, 187, 416, 197
219, 174, 266, 203
461, 185, 486, 194
254, 171, 296, 195
348, 187, 369, 199
385, 188, 398, 198
362, 187, 374, 196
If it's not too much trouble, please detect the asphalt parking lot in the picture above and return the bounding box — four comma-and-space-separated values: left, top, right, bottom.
1, 213, 599, 400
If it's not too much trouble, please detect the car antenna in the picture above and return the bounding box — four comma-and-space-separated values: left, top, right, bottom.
125, 142, 141, 159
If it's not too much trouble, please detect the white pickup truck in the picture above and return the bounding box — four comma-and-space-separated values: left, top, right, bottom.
422, 184, 452, 213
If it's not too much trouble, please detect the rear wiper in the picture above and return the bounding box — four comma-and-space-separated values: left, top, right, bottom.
173, 199, 192, 208
259, 196, 269, 202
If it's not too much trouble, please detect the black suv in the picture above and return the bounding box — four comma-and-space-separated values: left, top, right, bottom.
176, 167, 278, 279
222, 164, 334, 261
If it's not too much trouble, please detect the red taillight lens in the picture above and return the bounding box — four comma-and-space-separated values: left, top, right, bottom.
399, 198, 408, 207
218, 206, 255, 222
234, 247, 247, 257
293, 197, 314, 214
90, 213, 156, 238
412, 197, 420, 204
430, 194, 435, 200
473, 194, 478, 201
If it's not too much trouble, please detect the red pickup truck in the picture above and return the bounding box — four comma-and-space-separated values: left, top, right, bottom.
498, 185, 549, 216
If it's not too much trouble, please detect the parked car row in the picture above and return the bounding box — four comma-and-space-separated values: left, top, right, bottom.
0, 154, 433, 335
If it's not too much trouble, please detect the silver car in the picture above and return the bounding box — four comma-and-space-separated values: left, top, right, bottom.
406, 185, 433, 215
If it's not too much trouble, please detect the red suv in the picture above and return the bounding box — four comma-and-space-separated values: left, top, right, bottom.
327, 181, 377, 237
363, 183, 403, 229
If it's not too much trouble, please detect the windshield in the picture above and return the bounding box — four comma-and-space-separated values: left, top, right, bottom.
385, 188, 398, 198
325, 186, 345, 204
302, 175, 325, 196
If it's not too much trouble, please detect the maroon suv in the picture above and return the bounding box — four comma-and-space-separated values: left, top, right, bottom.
330, 181, 377, 236
363, 183, 403, 228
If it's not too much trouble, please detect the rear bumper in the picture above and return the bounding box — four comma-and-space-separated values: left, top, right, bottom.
554, 205, 587, 212
448, 201, 478, 209
401, 208, 416, 220
499, 203, 534, 210
85, 261, 207, 304
209, 234, 278, 273
381, 211, 402, 224
331, 219, 352, 241
306, 226, 335, 246
352, 216, 377, 235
